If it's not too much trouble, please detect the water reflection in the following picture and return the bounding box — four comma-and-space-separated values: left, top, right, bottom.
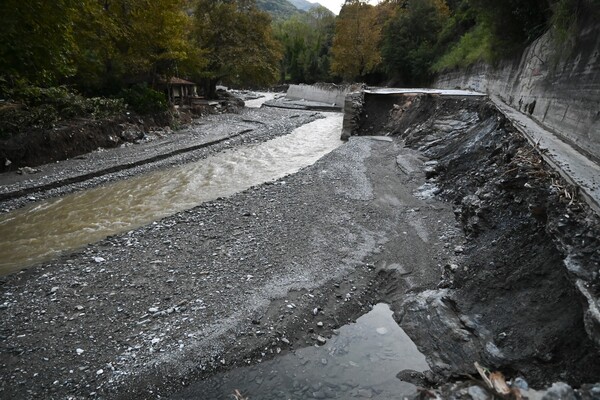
172, 303, 428, 399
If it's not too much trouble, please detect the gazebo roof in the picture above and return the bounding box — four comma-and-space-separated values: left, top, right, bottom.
162, 77, 196, 86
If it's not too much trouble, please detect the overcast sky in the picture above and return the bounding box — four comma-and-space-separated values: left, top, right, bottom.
316, 0, 381, 15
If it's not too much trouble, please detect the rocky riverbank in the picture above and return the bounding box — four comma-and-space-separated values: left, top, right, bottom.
1, 95, 599, 399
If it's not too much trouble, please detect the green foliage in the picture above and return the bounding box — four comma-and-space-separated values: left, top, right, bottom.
0, 0, 78, 84
118, 84, 168, 115
380, 0, 450, 85
432, 23, 494, 71
0, 0, 197, 95
0, 85, 125, 138
255, 0, 301, 20
274, 6, 336, 83
193, 0, 282, 97
467, 0, 550, 56
549, 0, 581, 44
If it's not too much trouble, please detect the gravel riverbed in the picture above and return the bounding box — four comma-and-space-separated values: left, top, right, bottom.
0, 105, 461, 398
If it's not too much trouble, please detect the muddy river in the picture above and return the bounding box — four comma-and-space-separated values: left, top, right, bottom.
0, 114, 343, 274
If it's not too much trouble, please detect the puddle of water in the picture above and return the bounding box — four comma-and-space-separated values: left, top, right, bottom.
0, 114, 343, 274
172, 303, 428, 400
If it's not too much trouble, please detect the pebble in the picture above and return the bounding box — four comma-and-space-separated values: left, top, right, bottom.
76, 348, 84, 355
316, 321, 324, 328
96, 369, 103, 375
148, 307, 159, 313
93, 257, 105, 263
316, 336, 327, 345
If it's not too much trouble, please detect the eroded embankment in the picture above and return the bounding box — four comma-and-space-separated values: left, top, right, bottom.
357, 94, 600, 388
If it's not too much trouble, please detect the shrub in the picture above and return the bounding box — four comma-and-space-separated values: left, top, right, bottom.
432, 23, 494, 71
0, 84, 126, 138
117, 84, 168, 115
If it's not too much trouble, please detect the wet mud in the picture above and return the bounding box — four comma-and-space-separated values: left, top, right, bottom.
357, 94, 600, 392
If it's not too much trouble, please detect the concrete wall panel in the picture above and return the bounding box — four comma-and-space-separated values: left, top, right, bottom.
435, 22, 600, 161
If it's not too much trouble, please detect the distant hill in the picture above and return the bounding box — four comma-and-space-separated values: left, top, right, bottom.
256, 0, 301, 20
287, 0, 319, 11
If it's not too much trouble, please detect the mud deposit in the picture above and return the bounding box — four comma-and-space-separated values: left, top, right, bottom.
359, 94, 600, 392
1, 95, 599, 399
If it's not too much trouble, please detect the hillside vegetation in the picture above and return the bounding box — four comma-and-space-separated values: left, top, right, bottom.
1, 0, 598, 139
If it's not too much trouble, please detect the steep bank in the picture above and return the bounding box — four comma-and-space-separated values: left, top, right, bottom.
0, 93, 245, 174
435, 17, 600, 163
353, 93, 600, 388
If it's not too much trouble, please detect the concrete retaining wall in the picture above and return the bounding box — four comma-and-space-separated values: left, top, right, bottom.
286, 83, 360, 107
435, 21, 600, 161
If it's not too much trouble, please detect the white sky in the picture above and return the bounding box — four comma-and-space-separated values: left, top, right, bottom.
315, 0, 381, 15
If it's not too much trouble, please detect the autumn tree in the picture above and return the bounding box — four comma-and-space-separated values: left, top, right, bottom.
330, 0, 382, 82
194, 0, 282, 98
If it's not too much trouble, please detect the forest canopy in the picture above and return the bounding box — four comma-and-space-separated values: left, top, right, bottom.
1, 0, 596, 103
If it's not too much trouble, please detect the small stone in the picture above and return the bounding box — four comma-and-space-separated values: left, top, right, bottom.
467, 385, 489, 400
316, 336, 327, 345
313, 308, 319, 316
93, 257, 105, 263
96, 369, 104, 375
148, 307, 159, 313
50, 286, 59, 293
454, 245, 464, 253
75, 305, 84, 311
151, 338, 160, 345
316, 321, 324, 328
281, 337, 290, 345
513, 377, 528, 391
76, 348, 84, 355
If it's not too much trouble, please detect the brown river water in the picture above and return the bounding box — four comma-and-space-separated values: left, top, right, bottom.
0, 114, 343, 275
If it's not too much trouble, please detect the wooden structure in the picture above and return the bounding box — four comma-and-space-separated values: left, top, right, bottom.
160, 77, 198, 106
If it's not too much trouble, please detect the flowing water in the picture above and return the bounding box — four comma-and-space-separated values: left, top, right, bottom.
171, 303, 429, 400
0, 114, 343, 275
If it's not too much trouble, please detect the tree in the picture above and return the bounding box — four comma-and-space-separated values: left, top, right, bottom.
73, 0, 197, 94
330, 0, 382, 81
0, 0, 79, 85
193, 0, 282, 98
274, 5, 335, 83
381, 0, 450, 85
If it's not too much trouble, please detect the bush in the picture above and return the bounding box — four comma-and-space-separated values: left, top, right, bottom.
432, 23, 494, 71
117, 84, 168, 115
0, 84, 126, 138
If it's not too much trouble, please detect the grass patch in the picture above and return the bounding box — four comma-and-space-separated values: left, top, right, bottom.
432, 23, 494, 72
